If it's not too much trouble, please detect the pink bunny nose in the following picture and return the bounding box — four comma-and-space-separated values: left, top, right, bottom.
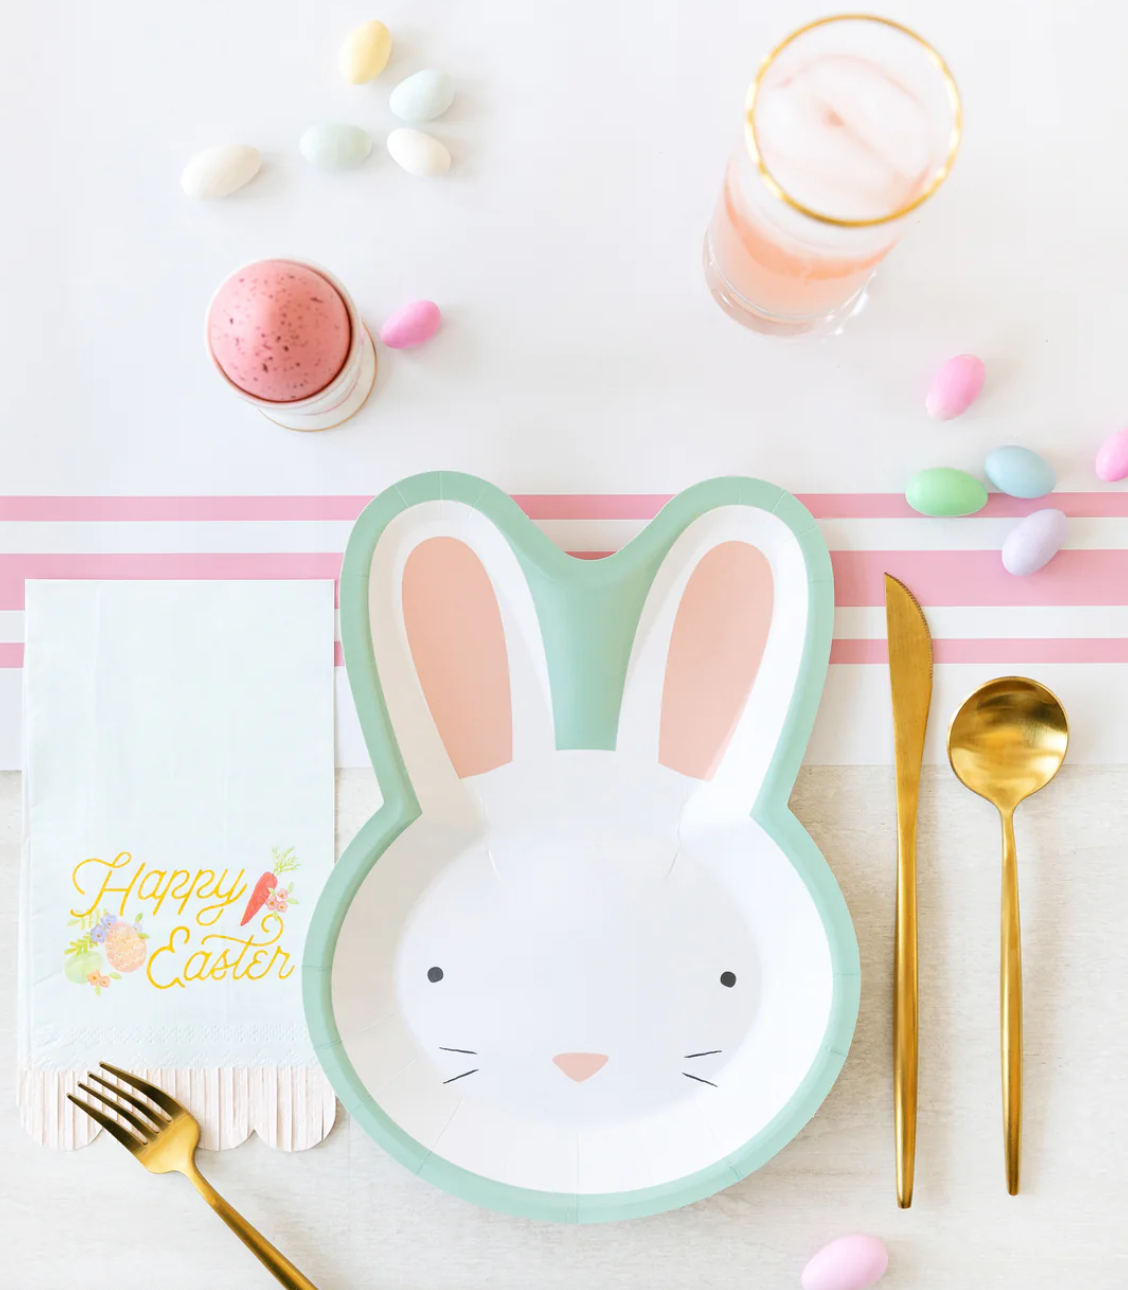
553, 1053, 608, 1082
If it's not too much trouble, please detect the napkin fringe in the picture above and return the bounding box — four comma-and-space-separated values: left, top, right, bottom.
18, 1066, 337, 1151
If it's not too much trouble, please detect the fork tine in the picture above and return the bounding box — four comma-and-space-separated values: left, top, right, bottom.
77, 1080, 156, 1140
99, 1063, 181, 1117
87, 1072, 170, 1127
67, 1094, 144, 1152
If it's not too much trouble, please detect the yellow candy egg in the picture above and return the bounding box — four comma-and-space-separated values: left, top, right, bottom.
339, 20, 392, 84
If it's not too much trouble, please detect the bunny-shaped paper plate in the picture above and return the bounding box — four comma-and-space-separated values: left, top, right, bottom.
304, 472, 859, 1222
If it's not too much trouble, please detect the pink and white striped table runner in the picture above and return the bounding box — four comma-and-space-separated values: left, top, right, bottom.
2, 492, 1125, 765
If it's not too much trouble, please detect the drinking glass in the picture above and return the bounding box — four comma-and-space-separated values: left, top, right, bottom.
703, 14, 962, 338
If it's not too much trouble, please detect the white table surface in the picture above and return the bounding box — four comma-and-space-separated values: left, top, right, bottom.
6, 0, 1128, 1284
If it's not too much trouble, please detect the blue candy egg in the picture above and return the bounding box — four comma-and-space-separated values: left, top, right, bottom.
299, 123, 372, 170
985, 446, 1056, 499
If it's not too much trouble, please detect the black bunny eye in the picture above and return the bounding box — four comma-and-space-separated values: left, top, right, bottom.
720, 971, 737, 988
427, 966, 444, 983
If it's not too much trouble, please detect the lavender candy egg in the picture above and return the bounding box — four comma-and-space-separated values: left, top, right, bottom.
1002, 508, 1067, 577
801, 1234, 889, 1290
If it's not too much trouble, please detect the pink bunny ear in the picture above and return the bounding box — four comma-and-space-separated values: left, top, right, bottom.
658, 541, 773, 780
402, 537, 513, 778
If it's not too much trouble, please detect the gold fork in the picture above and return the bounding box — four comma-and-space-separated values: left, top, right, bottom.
68, 1064, 321, 1290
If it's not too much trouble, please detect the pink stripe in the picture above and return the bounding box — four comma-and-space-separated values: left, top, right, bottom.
796, 493, 1122, 518
833, 549, 1128, 606
13, 638, 1122, 669
0, 497, 374, 521
832, 637, 1128, 664
0, 491, 1126, 522
0, 495, 662, 522
0, 553, 341, 609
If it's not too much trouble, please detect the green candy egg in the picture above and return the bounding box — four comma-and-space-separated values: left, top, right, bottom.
906, 467, 988, 517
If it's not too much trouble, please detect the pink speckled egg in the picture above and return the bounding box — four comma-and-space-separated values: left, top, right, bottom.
208, 260, 351, 402
380, 299, 441, 349
925, 353, 985, 420
1096, 427, 1128, 482
801, 1234, 888, 1290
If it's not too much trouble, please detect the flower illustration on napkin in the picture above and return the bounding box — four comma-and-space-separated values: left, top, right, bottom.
64, 908, 148, 997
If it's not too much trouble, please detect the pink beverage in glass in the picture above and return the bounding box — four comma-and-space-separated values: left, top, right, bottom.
704, 16, 961, 338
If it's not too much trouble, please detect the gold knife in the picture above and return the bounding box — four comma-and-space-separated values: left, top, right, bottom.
884, 573, 933, 1209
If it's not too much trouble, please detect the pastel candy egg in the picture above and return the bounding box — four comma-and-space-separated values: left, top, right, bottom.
208, 260, 351, 402
339, 20, 391, 84
181, 144, 261, 200
906, 467, 988, 517
1002, 508, 1067, 577
985, 445, 1056, 498
381, 300, 441, 349
801, 1234, 888, 1290
926, 353, 985, 420
390, 69, 456, 123
387, 127, 451, 177
1095, 427, 1128, 482
300, 123, 372, 170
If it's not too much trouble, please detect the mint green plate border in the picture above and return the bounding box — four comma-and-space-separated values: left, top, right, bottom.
303, 471, 860, 1224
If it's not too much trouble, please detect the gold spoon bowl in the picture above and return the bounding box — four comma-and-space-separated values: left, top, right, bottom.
948, 676, 1069, 1195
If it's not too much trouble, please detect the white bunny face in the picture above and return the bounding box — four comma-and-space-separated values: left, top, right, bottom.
316, 476, 858, 1220
394, 753, 760, 1127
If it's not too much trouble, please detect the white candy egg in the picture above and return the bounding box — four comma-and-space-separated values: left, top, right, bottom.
181, 144, 261, 200
386, 128, 451, 177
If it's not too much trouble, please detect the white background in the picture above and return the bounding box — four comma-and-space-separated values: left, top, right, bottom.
5, 0, 1128, 1285
4, 0, 1125, 497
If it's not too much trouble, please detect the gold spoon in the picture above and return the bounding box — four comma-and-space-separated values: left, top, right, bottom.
948, 677, 1068, 1195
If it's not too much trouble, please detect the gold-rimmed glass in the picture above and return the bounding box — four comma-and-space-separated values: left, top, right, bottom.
703, 14, 962, 337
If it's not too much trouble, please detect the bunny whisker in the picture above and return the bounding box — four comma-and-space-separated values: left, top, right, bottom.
443, 1068, 480, 1084
664, 845, 682, 879
682, 1072, 718, 1088
486, 846, 503, 884
439, 1047, 477, 1055
683, 1050, 722, 1059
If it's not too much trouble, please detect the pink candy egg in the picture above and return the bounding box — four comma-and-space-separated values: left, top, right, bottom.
380, 299, 441, 349
1096, 427, 1128, 482
926, 353, 985, 420
801, 1234, 888, 1290
208, 260, 352, 402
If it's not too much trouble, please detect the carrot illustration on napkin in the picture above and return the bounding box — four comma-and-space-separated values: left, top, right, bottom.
240, 847, 300, 926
